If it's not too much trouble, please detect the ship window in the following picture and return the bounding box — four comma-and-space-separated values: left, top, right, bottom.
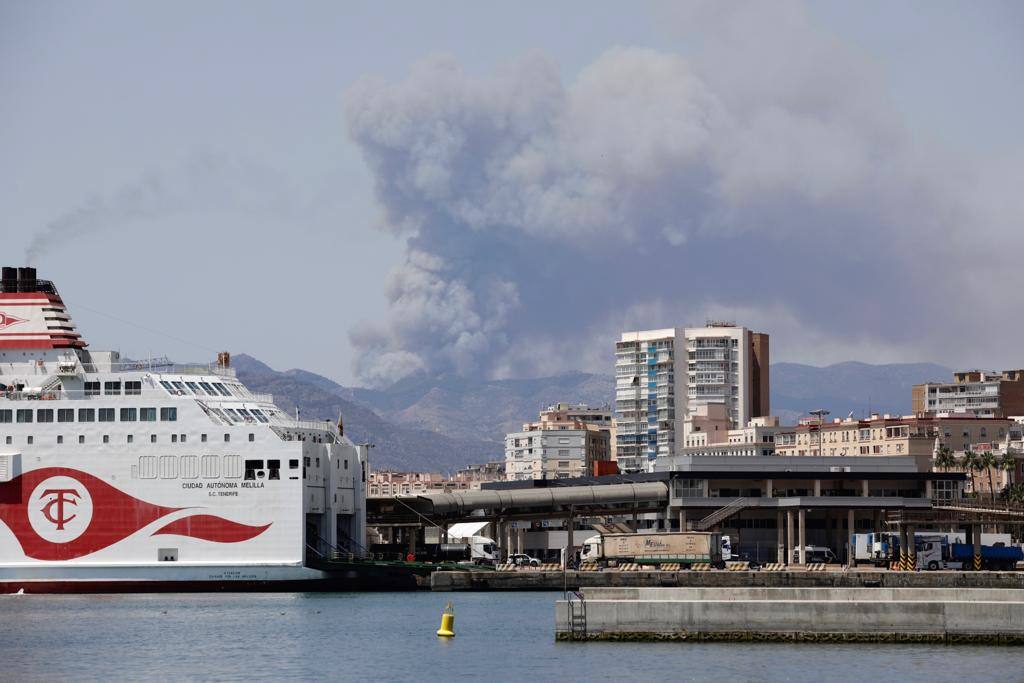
181, 456, 199, 479
36, 409, 53, 423
151, 434, 157, 443
180, 434, 186, 443
84, 381, 100, 396
27, 436, 33, 445
158, 549, 178, 562
127, 434, 134, 444
198, 382, 216, 396
224, 433, 230, 442
304, 456, 310, 466
0, 410, 10, 423
160, 381, 174, 393
98, 408, 115, 422
244, 460, 264, 480
104, 381, 121, 395
251, 409, 269, 423
212, 383, 231, 397
172, 381, 187, 394
237, 408, 254, 421
160, 407, 177, 421
140, 408, 156, 422
267, 459, 280, 479
316, 457, 320, 467
185, 382, 201, 394
4, 436, 10, 445
171, 434, 178, 443
289, 459, 299, 469
78, 435, 84, 444
120, 408, 137, 422
124, 381, 142, 396
102, 435, 109, 444
78, 408, 95, 422
201, 433, 207, 443
57, 435, 63, 445
344, 459, 349, 470
16, 410, 32, 423
57, 408, 74, 423
224, 409, 240, 421
249, 433, 255, 442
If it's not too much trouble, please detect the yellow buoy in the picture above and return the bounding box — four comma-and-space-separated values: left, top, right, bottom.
436, 601, 455, 637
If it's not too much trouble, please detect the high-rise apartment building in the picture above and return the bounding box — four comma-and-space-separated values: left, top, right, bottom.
614, 323, 770, 473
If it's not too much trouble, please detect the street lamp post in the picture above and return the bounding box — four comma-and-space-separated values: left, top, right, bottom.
809, 409, 830, 456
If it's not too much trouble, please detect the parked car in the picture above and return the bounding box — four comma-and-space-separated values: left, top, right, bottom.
508, 553, 541, 567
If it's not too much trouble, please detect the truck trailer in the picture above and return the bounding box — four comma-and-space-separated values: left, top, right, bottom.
580, 526, 730, 568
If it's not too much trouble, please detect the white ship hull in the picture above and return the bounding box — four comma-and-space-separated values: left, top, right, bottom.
0, 267, 374, 592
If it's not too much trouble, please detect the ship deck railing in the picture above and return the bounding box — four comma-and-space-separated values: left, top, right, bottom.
0, 388, 274, 403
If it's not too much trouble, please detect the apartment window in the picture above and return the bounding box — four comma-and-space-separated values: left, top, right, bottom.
58, 408, 74, 423
84, 381, 100, 396
160, 408, 177, 422
78, 408, 95, 422
140, 408, 157, 422
16, 410, 32, 423
36, 409, 54, 423
98, 408, 115, 422
120, 408, 137, 422
124, 381, 142, 396
104, 381, 121, 395
0, 410, 10, 423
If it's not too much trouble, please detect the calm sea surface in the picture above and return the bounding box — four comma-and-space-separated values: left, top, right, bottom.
3, 591, 1022, 682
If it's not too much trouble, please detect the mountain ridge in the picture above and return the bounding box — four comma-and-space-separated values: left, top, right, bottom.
232, 354, 953, 470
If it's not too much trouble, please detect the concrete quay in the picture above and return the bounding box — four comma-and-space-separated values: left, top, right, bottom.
554, 586, 1024, 644
430, 568, 1024, 591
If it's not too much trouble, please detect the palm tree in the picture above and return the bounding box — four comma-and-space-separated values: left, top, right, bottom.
962, 450, 979, 497
934, 446, 956, 472
981, 451, 998, 503
1008, 483, 1024, 506
1000, 453, 1017, 487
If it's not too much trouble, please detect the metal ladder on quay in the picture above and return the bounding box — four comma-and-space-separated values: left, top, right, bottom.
566, 591, 587, 641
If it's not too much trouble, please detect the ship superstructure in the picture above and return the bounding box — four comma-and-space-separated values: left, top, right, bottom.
0, 267, 367, 591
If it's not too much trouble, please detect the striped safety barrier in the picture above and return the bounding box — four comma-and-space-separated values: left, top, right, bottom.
495, 563, 516, 571
658, 563, 682, 571
613, 563, 640, 571
690, 563, 712, 571
805, 563, 826, 571
761, 563, 785, 571
578, 562, 599, 572
727, 562, 750, 571
974, 554, 982, 571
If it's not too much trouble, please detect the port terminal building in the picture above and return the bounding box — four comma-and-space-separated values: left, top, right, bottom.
368, 455, 965, 564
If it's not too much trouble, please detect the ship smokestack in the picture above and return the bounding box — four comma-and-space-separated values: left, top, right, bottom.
0, 267, 16, 293
217, 351, 231, 368
17, 267, 37, 293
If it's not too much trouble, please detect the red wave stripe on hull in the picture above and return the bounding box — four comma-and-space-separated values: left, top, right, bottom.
0, 467, 181, 560
152, 515, 271, 543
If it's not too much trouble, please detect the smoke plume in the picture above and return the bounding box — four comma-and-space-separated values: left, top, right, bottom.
337, 4, 1017, 386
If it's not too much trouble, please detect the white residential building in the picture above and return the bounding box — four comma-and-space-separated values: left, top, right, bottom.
504, 406, 611, 481
614, 323, 770, 473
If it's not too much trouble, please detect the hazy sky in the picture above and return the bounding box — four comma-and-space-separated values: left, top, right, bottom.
2, 1, 1022, 386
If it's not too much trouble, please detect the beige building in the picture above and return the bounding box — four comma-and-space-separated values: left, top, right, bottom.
913, 369, 1024, 418
775, 414, 1014, 471
505, 405, 611, 481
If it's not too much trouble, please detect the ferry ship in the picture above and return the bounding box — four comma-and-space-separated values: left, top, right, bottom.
0, 267, 376, 592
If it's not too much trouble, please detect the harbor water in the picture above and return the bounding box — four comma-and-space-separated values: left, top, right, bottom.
3, 591, 1023, 681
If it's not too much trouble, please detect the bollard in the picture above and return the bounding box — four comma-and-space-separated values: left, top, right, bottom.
436, 601, 455, 637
